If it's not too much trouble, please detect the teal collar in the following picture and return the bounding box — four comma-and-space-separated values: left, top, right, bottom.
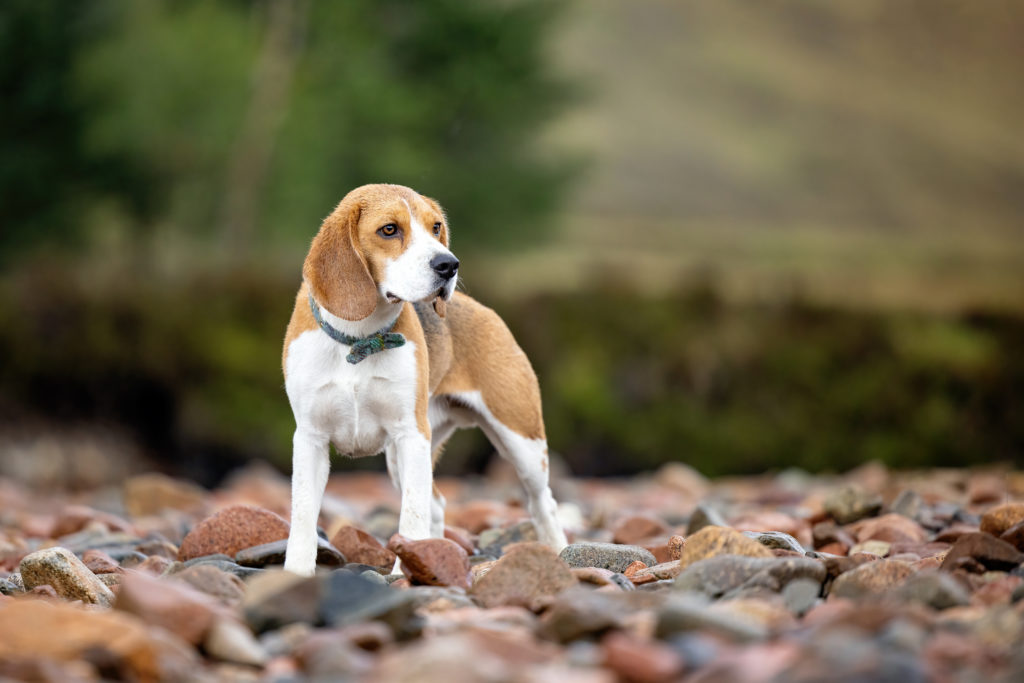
308, 293, 405, 364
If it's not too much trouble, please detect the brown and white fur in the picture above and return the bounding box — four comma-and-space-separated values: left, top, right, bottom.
282, 183, 567, 576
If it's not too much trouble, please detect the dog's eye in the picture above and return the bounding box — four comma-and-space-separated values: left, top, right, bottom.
433, 223, 442, 236
378, 224, 399, 238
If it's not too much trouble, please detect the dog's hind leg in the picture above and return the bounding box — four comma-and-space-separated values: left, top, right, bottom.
284, 429, 330, 576
454, 392, 567, 551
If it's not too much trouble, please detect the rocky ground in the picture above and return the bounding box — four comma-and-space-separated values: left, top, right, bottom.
1, 459, 1024, 682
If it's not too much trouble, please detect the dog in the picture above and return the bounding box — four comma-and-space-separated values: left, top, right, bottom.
281, 183, 568, 576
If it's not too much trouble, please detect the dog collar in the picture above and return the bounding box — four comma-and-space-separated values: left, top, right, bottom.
308, 293, 405, 364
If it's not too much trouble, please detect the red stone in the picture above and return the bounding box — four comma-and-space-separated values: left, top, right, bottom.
940, 532, 1024, 573
999, 521, 1024, 551
602, 631, 684, 683
330, 526, 396, 572
82, 549, 122, 575
852, 513, 927, 545
611, 515, 671, 545
115, 570, 229, 645
137, 555, 173, 575
52, 505, 134, 538
667, 535, 685, 561
177, 505, 290, 561
443, 526, 476, 555
388, 534, 471, 589
980, 503, 1024, 537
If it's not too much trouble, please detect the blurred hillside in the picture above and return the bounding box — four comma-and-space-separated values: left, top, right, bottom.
493, 0, 1024, 311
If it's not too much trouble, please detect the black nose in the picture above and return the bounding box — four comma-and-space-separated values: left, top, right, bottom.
430, 254, 459, 280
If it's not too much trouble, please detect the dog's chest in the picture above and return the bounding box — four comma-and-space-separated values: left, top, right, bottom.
286, 331, 418, 456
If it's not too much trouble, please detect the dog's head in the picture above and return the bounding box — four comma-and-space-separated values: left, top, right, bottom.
304, 184, 458, 321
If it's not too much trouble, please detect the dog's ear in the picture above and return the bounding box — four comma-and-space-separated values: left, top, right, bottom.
433, 296, 447, 319
423, 195, 449, 248
303, 201, 378, 321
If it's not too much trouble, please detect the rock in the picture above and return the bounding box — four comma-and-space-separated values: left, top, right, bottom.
0, 578, 19, 596
116, 568, 229, 645
478, 520, 538, 557
1001, 521, 1024, 551
656, 462, 710, 499
537, 587, 628, 642
611, 515, 671, 545
52, 505, 134, 537
685, 503, 729, 535
171, 564, 246, 607
294, 630, 375, 679
656, 593, 768, 642
137, 555, 174, 575
742, 530, 807, 554
852, 513, 928, 544
319, 569, 421, 636
204, 616, 269, 667
677, 526, 773, 569
235, 537, 345, 568
123, 473, 209, 517
895, 570, 970, 609
446, 500, 517, 534
559, 542, 657, 573
330, 526, 396, 572
890, 490, 924, 520
849, 540, 892, 557
176, 555, 263, 579
134, 537, 179, 560
667, 535, 685, 560
629, 561, 684, 585
782, 578, 820, 615
19, 547, 115, 607
81, 548, 122, 574
601, 631, 684, 683
831, 559, 915, 599
0, 599, 198, 682
443, 526, 476, 555
940, 532, 1024, 573
675, 555, 825, 598
731, 512, 812, 550
812, 521, 855, 553
823, 484, 882, 524
177, 505, 290, 562
388, 534, 471, 589
980, 503, 1024, 537
243, 570, 318, 632
970, 574, 1022, 607
471, 542, 576, 609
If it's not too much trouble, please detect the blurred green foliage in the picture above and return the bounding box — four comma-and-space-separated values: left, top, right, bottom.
0, 0, 578, 260
1, 268, 1020, 481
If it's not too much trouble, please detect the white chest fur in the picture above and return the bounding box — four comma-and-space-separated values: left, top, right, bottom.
284, 329, 420, 457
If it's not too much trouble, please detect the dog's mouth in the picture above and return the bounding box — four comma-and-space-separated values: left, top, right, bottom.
385, 292, 401, 304
384, 288, 448, 305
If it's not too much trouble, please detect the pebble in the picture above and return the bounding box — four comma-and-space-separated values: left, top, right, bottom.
19, 547, 115, 607
559, 542, 657, 573
472, 542, 576, 608
677, 526, 774, 569
601, 631, 684, 683
178, 505, 290, 561
388, 534, 472, 589
895, 570, 971, 609
742, 530, 807, 554
116, 568, 228, 645
685, 503, 729, 535
782, 578, 820, 615
235, 537, 345, 568
675, 555, 825, 598
478, 519, 538, 557
610, 515, 671, 545
940, 532, 1024, 572
980, 503, 1024, 538
329, 526, 396, 571
171, 564, 247, 606
831, 559, 915, 599
203, 616, 269, 666
823, 484, 882, 524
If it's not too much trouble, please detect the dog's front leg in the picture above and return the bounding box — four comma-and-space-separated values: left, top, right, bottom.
392, 433, 433, 540
284, 429, 330, 576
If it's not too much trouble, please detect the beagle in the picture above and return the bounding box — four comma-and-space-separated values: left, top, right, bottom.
281, 183, 567, 576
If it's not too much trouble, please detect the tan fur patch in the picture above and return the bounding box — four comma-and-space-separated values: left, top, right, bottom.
282, 281, 318, 376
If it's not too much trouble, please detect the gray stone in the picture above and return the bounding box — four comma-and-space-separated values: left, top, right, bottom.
782, 578, 820, 615
204, 617, 269, 667
19, 547, 115, 606
363, 506, 400, 540
235, 538, 345, 568
6, 573, 24, 591
742, 530, 807, 554
823, 484, 882, 524
478, 520, 538, 557
686, 503, 729, 535
360, 570, 388, 585
0, 578, 21, 596
674, 555, 826, 598
173, 556, 264, 580
895, 571, 970, 610
890, 490, 924, 521
656, 593, 768, 642
559, 542, 657, 573
537, 587, 628, 642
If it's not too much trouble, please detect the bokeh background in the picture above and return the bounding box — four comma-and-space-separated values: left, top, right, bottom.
2, 0, 1022, 488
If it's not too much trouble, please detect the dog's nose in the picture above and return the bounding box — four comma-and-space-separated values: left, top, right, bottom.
430, 254, 459, 280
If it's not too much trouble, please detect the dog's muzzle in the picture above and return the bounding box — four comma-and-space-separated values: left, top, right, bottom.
430, 254, 459, 281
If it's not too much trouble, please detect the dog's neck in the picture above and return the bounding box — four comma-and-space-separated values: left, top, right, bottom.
315, 295, 404, 339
